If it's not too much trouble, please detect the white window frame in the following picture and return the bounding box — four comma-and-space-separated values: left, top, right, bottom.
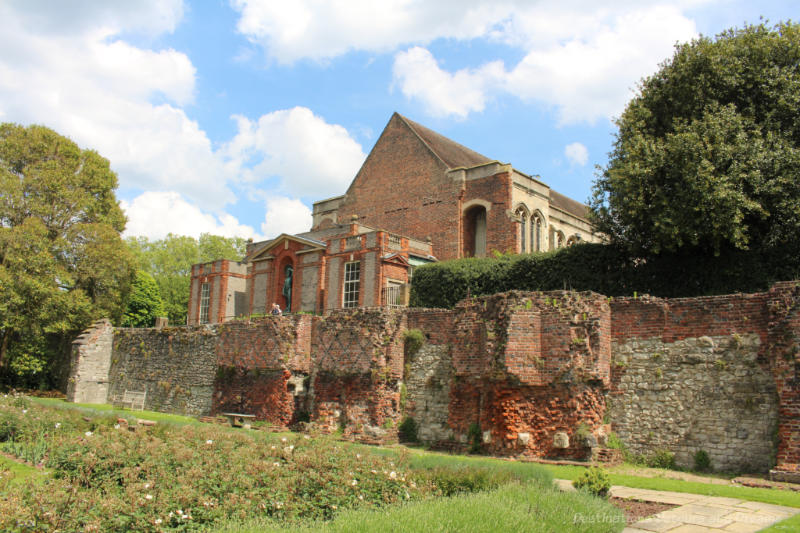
199, 282, 210, 324
343, 261, 361, 308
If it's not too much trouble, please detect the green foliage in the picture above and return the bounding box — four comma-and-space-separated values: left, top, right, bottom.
467, 422, 483, 454
398, 416, 418, 443
694, 450, 711, 472
121, 271, 165, 328
126, 233, 247, 325
410, 242, 800, 308
605, 432, 625, 451
0, 395, 610, 533
417, 466, 514, 497
403, 329, 425, 357
643, 449, 677, 470
572, 466, 611, 498
0, 395, 428, 531
0, 123, 135, 387
592, 21, 800, 256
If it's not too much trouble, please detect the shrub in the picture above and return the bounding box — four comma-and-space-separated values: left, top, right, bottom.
404, 329, 425, 357
572, 466, 611, 498
398, 416, 418, 443
694, 449, 711, 472
409, 243, 800, 308
467, 422, 483, 454
420, 467, 514, 497
645, 448, 677, 470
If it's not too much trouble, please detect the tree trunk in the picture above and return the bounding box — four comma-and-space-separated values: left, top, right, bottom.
0, 332, 8, 369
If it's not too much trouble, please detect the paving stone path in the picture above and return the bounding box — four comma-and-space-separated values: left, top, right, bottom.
555, 480, 799, 532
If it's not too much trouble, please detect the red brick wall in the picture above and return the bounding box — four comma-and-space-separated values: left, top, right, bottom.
611, 293, 770, 344
212, 315, 312, 427
766, 282, 800, 472
332, 114, 467, 261
462, 172, 516, 256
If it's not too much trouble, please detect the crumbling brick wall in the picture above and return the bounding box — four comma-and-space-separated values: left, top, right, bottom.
405, 291, 611, 459
310, 308, 406, 443
77, 282, 800, 473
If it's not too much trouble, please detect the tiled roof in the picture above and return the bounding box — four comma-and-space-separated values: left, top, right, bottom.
549, 189, 589, 220
398, 114, 493, 169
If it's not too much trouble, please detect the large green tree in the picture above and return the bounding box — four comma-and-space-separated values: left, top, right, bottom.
0, 123, 135, 385
591, 22, 800, 255
122, 271, 165, 328
126, 233, 247, 325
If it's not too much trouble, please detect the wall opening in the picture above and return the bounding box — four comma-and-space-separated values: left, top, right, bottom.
463, 205, 487, 257
279, 258, 294, 312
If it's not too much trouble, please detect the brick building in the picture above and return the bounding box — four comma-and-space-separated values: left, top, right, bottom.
188, 113, 598, 324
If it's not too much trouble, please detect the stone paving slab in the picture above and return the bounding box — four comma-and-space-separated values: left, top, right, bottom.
555, 479, 799, 533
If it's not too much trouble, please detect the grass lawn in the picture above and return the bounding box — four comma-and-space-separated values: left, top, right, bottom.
0, 453, 48, 487
220, 483, 622, 533
14, 398, 800, 531
536, 463, 800, 508
30, 397, 202, 425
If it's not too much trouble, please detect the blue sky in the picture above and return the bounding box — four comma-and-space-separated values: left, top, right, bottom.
0, 0, 795, 240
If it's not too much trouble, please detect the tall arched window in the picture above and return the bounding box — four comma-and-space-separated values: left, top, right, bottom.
531, 213, 543, 252
515, 207, 528, 253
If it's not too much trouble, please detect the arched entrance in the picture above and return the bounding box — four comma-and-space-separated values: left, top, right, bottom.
463, 205, 487, 257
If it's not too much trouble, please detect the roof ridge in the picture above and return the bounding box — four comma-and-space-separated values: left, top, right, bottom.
394, 113, 449, 169
396, 113, 493, 169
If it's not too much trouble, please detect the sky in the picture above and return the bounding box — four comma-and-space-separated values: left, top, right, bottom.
0, 0, 795, 241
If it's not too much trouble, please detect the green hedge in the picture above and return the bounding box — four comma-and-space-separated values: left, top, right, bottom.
410, 243, 800, 308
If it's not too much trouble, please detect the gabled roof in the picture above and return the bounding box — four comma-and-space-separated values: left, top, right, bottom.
549, 190, 590, 220
246, 233, 326, 261
398, 114, 493, 169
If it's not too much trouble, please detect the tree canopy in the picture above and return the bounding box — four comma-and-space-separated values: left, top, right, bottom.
122, 271, 164, 328
0, 123, 135, 386
126, 234, 247, 326
591, 22, 800, 255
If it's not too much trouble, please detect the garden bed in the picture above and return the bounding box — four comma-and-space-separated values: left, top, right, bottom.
0, 395, 624, 532
609, 497, 676, 524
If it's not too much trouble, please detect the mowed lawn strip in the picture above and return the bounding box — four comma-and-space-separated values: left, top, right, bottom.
216, 483, 624, 533
537, 463, 800, 508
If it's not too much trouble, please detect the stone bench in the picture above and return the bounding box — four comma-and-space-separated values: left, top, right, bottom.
221, 412, 256, 429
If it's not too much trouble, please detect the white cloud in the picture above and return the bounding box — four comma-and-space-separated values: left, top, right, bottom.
223, 107, 366, 198
232, 0, 702, 123
391, 5, 698, 123
393, 47, 503, 119
564, 142, 589, 166
503, 5, 698, 124
4, 0, 184, 37
0, 1, 234, 209
122, 192, 257, 240
231, 0, 511, 64
260, 197, 313, 239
